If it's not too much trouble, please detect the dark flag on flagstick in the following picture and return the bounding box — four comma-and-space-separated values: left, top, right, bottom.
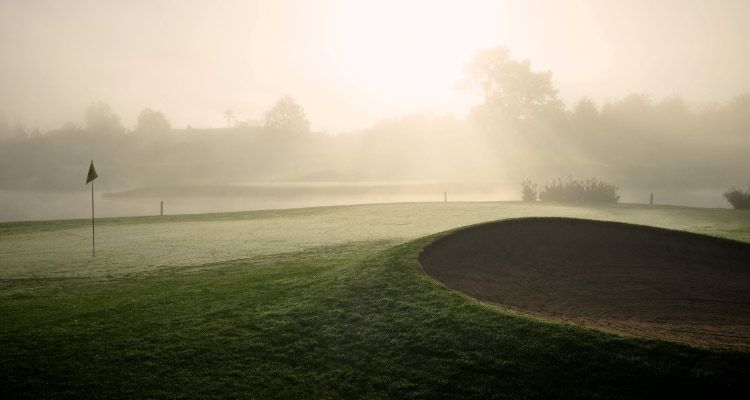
86, 161, 98, 184
86, 161, 97, 256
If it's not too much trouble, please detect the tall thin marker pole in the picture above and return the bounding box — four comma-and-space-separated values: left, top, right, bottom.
86, 159, 98, 258
92, 178, 95, 257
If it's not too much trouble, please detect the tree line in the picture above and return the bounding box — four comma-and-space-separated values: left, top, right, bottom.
1, 46, 748, 207
0, 95, 311, 140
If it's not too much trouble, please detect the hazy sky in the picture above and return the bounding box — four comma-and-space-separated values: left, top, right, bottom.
1, 0, 749, 133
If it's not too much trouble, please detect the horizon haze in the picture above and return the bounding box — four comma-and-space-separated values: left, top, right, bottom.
1, 0, 749, 133
1, 0, 749, 221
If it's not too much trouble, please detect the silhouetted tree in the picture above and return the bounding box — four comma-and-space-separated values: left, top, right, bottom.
0, 113, 9, 140
652, 95, 694, 134
8, 120, 28, 140
655, 95, 690, 118
573, 98, 599, 121
723, 92, 750, 137
569, 97, 601, 139
458, 46, 562, 123
224, 109, 234, 128
264, 96, 310, 133
135, 108, 171, 133
538, 177, 619, 203
60, 121, 80, 132
602, 93, 654, 127
521, 179, 538, 201
724, 185, 750, 209
85, 101, 124, 135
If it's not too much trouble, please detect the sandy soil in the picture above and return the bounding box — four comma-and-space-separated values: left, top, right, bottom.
420, 218, 750, 349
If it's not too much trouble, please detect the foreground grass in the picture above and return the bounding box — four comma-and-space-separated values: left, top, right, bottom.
2, 231, 749, 399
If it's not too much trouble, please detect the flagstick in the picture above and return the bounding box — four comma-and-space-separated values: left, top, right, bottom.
92, 178, 95, 257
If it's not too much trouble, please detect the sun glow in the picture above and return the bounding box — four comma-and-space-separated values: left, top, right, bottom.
324, 0, 504, 113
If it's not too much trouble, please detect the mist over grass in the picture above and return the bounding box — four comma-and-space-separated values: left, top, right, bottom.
4, 201, 749, 280
2, 40, 749, 221
2, 91, 749, 221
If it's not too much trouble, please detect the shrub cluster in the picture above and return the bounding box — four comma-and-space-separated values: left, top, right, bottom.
521, 179, 538, 201
521, 177, 619, 203
724, 185, 750, 209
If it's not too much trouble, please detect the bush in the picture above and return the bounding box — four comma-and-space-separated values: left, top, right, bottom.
538, 177, 620, 203
724, 185, 750, 209
521, 179, 538, 201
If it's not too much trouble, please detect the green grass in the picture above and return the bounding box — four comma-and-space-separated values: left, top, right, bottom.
2, 202, 750, 398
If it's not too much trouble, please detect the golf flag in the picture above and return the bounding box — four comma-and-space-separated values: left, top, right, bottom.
86, 160, 97, 257
86, 161, 98, 184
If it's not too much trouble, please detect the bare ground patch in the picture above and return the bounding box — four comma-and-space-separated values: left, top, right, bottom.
420, 218, 750, 349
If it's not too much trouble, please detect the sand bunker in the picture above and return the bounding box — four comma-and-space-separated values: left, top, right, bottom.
420, 218, 750, 349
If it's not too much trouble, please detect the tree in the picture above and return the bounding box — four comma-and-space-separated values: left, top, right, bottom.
569, 97, 601, 138
521, 179, 538, 201
724, 92, 750, 137
135, 108, 171, 133
263, 96, 310, 133
5, 120, 28, 140
0, 113, 9, 140
573, 98, 599, 121
85, 101, 124, 134
606, 93, 652, 118
458, 46, 562, 123
538, 177, 620, 203
724, 185, 750, 209
224, 109, 234, 128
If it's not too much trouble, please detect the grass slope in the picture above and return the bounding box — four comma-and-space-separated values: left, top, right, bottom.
2, 202, 750, 398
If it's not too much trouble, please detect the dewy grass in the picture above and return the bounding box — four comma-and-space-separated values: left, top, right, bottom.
2, 202, 750, 398
3, 201, 750, 279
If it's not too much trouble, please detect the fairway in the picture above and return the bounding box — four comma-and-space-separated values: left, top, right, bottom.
2, 201, 750, 398
2, 201, 748, 279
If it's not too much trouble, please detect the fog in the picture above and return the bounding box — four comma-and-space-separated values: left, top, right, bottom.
1, 0, 749, 221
